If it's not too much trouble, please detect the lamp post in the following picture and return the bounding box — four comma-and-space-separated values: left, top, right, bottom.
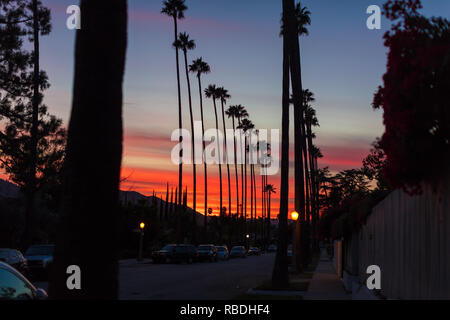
246, 233, 250, 250
291, 211, 299, 267
138, 222, 145, 262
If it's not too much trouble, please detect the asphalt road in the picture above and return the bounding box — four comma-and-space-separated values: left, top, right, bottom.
119, 253, 276, 300
33, 253, 275, 299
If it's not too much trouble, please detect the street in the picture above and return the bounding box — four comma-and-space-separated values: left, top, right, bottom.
33, 253, 276, 300
119, 253, 275, 300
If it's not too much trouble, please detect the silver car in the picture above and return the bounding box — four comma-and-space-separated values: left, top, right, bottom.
0, 261, 47, 300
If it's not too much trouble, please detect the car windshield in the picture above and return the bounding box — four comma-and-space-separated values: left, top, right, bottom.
198, 246, 211, 250
231, 247, 243, 252
25, 245, 54, 256
0, 250, 9, 258
161, 245, 175, 251
217, 247, 225, 252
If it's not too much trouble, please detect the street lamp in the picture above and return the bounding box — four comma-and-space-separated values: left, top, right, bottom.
246, 234, 250, 250
138, 221, 145, 262
291, 211, 299, 269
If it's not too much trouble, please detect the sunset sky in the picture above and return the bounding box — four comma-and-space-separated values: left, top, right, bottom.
2, 0, 450, 217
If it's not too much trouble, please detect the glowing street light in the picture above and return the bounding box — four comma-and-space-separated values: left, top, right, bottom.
291, 211, 299, 221
138, 222, 145, 262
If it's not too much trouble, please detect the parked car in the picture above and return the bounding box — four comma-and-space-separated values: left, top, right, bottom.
0, 249, 28, 275
0, 261, 47, 300
230, 246, 247, 258
172, 244, 197, 263
248, 247, 261, 256
152, 244, 197, 264
267, 244, 277, 252
152, 244, 176, 263
197, 244, 218, 262
216, 246, 229, 260
24, 244, 54, 278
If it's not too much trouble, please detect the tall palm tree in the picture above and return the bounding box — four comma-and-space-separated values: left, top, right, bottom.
237, 118, 254, 224
189, 57, 210, 234
272, 0, 293, 289
225, 105, 240, 218
50, 0, 128, 299
216, 87, 232, 217
284, 0, 311, 271
205, 84, 223, 226
175, 32, 197, 215
235, 105, 248, 220
249, 129, 259, 227
161, 0, 187, 207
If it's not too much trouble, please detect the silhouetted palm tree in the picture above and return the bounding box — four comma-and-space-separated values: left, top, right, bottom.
175, 32, 197, 215
189, 57, 210, 234
273, 0, 293, 289
238, 118, 254, 224
216, 87, 232, 217
161, 0, 187, 207
50, 0, 128, 299
235, 105, 248, 220
225, 105, 240, 218
205, 84, 223, 225
285, 0, 311, 271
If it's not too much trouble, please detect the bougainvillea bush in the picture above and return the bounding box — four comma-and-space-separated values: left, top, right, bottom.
373, 0, 450, 194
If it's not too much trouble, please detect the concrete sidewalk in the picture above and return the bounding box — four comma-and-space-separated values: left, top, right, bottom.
303, 250, 350, 300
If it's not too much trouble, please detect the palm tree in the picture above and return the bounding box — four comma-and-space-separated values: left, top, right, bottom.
285, 0, 311, 271
225, 105, 240, 218
248, 129, 259, 227
272, 0, 293, 289
189, 57, 210, 235
161, 0, 187, 207
205, 84, 223, 227
216, 87, 232, 217
50, 0, 128, 299
237, 118, 254, 225
235, 105, 248, 220
174, 32, 197, 215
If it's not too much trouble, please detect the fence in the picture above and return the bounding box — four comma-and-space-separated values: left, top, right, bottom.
342, 172, 450, 299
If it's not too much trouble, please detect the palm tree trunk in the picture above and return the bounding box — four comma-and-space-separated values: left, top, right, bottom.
301, 116, 311, 265
250, 163, 253, 224
285, 0, 308, 271
172, 16, 183, 243
197, 76, 208, 237
213, 98, 223, 218
50, 0, 127, 299
272, 0, 291, 289
182, 49, 197, 220
239, 118, 244, 222
220, 100, 232, 217
244, 135, 247, 224
232, 116, 239, 218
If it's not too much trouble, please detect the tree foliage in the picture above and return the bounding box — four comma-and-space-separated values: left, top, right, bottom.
0, 0, 65, 194
373, 0, 450, 194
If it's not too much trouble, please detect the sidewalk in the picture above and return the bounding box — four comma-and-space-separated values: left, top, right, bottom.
303, 249, 350, 300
